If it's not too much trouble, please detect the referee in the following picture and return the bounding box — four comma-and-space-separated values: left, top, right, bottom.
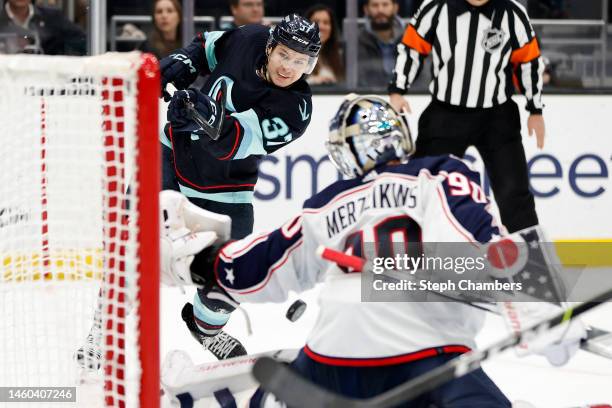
389, 0, 544, 233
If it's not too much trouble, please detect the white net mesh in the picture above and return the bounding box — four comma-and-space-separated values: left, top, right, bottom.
0, 52, 159, 408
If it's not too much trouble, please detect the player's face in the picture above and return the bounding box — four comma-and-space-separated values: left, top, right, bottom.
465, 0, 490, 6
154, 0, 180, 35
267, 44, 310, 87
310, 10, 332, 44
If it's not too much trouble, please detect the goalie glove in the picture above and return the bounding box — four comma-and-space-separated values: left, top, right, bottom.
160, 190, 231, 288
161, 190, 231, 239
500, 301, 587, 366
537, 318, 587, 366
161, 228, 217, 288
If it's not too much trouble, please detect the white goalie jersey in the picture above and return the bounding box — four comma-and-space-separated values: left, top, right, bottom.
212, 155, 503, 365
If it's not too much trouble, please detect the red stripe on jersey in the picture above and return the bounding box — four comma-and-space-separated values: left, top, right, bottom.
220, 239, 303, 295
218, 120, 241, 161
222, 231, 271, 259
168, 125, 255, 190
303, 345, 471, 367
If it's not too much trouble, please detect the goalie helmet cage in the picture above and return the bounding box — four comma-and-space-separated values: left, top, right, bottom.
0, 52, 160, 408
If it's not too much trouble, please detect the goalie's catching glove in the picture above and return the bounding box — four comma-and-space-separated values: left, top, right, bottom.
534, 317, 587, 366
160, 190, 231, 289
161, 227, 217, 288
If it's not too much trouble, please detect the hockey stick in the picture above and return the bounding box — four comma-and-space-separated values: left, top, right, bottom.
252, 247, 612, 408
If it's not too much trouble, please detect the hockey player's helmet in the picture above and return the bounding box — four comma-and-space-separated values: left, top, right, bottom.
327, 94, 414, 178
268, 14, 321, 74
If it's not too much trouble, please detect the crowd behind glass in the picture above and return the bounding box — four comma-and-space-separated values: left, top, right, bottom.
1, 0, 609, 91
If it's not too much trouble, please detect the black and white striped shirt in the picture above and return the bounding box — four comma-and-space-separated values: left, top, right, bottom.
389, 0, 544, 113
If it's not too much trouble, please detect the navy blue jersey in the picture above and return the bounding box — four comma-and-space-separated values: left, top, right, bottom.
161, 25, 313, 203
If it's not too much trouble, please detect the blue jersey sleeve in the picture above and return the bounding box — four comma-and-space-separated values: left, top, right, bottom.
437, 158, 502, 243
211, 212, 324, 303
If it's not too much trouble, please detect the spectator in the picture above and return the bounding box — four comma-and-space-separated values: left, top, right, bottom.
305, 4, 344, 85
0, 0, 86, 55
358, 0, 404, 88
219, 0, 264, 30
74, 0, 87, 31
141, 0, 182, 59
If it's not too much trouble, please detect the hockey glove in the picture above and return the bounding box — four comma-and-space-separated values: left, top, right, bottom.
161, 226, 217, 288
160, 190, 231, 288
500, 301, 587, 366
534, 317, 587, 366
160, 52, 199, 101
167, 86, 226, 140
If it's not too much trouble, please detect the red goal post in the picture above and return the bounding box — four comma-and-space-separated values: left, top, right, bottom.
0, 52, 160, 408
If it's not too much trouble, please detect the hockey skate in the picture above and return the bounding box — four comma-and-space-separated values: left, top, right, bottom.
181, 303, 247, 360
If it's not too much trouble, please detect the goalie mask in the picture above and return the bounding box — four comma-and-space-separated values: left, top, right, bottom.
326, 94, 414, 178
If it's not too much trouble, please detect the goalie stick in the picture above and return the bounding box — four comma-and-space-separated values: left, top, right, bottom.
252, 247, 612, 408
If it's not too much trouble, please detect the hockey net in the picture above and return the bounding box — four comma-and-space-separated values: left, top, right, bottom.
0, 52, 159, 407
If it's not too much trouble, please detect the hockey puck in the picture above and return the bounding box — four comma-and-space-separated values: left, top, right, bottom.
286, 299, 307, 322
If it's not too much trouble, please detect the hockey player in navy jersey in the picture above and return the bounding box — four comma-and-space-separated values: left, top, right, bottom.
160, 14, 320, 239
159, 94, 516, 406
159, 14, 321, 360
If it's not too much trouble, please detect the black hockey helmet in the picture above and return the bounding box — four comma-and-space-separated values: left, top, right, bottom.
267, 14, 321, 74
